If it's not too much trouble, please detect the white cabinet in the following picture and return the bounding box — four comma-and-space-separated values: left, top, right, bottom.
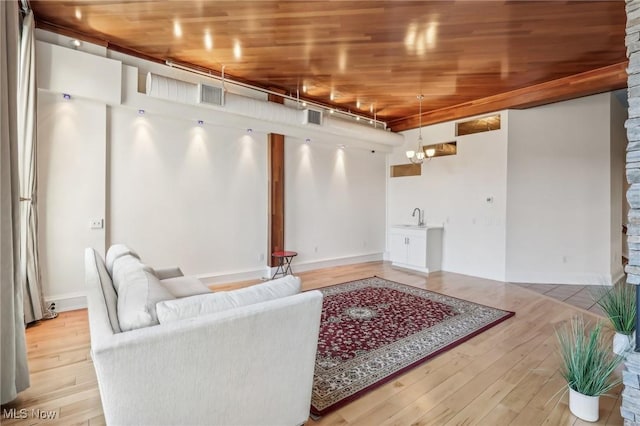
389, 225, 443, 273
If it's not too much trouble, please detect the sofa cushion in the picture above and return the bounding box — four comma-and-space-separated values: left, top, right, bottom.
105, 244, 140, 276
111, 255, 153, 294
117, 268, 176, 331
156, 275, 301, 323
160, 276, 212, 298
94, 251, 122, 333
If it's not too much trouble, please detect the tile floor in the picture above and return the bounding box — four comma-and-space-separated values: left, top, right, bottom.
512, 282, 606, 317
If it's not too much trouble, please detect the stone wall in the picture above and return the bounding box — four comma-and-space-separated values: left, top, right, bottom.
624, 1, 640, 424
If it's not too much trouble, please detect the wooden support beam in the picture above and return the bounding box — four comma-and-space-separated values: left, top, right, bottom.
268, 92, 285, 268
268, 134, 285, 267
389, 62, 628, 132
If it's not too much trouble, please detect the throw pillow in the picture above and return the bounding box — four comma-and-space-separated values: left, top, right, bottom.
160, 276, 212, 298
105, 244, 140, 276
111, 255, 154, 294
117, 268, 175, 331
156, 275, 301, 323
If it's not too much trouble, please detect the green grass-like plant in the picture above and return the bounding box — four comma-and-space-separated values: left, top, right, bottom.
591, 282, 636, 335
555, 316, 622, 397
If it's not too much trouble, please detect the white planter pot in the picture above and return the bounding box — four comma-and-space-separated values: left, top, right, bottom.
569, 388, 599, 422
613, 332, 635, 356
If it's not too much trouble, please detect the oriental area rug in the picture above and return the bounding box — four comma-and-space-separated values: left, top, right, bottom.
310, 276, 515, 416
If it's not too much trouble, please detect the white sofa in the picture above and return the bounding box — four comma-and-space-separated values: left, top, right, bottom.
84, 245, 323, 426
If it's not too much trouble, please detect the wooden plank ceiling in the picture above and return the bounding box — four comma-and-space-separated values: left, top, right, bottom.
29, 1, 627, 130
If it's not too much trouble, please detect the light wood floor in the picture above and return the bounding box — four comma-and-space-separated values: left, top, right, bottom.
1, 261, 624, 425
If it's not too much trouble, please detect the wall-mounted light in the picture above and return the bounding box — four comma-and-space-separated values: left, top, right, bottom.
138, 109, 145, 115
197, 120, 204, 125
69, 39, 81, 49
246, 128, 253, 133
62, 93, 71, 100
305, 138, 311, 143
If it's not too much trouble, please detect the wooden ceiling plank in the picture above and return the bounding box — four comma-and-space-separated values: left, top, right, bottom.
29, 0, 627, 123
389, 62, 628, 132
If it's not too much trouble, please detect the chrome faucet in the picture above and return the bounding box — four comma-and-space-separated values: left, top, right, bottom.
412, 208, 425, 226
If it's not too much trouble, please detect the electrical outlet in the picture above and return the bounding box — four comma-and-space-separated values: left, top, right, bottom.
90, 218, 104, 229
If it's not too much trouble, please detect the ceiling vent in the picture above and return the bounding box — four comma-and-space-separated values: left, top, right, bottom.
303, 109, 322, 125
198, 83, 225, 106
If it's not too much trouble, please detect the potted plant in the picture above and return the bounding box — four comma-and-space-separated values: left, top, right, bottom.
555, 316, 622, 422
591, 282, 636, 355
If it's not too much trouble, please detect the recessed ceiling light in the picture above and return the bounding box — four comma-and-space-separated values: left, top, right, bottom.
302, 84, 307, 93
233, 40, 242, 59
425, 22, 437, 48
74, 8, 82, 20
338, 144, 346, 149
356, 99, 361, 108
204, 31, 213, 50
62, 93, 71, 100
173, 21, 182, 38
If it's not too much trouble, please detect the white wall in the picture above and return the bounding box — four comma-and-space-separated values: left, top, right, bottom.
108, 108, 268, 278
37, 92, 106, 310
506, 93, 622, 285
35, 34, 388, 308
285, 140, 386, 267
387, 112, 509, 282
388, 93, 627, 285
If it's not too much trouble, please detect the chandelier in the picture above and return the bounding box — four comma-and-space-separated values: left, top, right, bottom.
406, 94, 435, 164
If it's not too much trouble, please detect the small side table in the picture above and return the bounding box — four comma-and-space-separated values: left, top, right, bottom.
271, 251, 298, 279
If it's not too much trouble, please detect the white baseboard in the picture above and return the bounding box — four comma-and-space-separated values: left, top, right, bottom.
506, 271, 619, 286
197, 268, 269, 287
200, 252, 384, 288
44, 292, 87, 313
612, 269, 626, 285
289, 252, 383, 274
